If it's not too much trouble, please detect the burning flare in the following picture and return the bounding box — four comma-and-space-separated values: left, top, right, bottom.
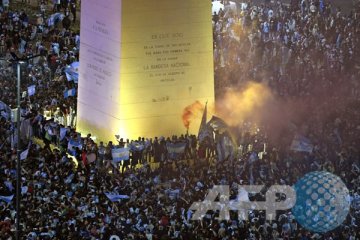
182, 101, 204, 130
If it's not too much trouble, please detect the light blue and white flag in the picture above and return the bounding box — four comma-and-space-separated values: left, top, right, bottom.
130, 142, 145, 152
70, 61, 79, 71
198, 102, 213, 143
21, 186, 28, 195
64, 88, 76, 98
4, 181, 13, 191
208, 116, 228, 132
67, 139, 82, 156
111, 148, 130, 163
47, 12, 64, 27
20, 148, 29, 160
168, 189, 180, 200
27, 85, 36, 96
64, 61, 79, 83
0, 195, 14, 203
290, 135, 313, 153
104, 192, 130, 202
166, 142, 186, 154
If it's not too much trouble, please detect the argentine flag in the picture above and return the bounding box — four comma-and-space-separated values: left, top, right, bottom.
130, 142, 145, 152
64, 88, 76, 98
104, 192, 130, 202
166, 142, 186, 154
65, 61, 79, 83
47, 12, 65, 27
67, 139, 82, 156
20, 148, 29, 160
111, 148, 130, 163
290, 135, 313, 153
0, 195, 14, 203
27, 85, 36, 96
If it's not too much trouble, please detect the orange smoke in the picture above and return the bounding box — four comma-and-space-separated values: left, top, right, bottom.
182, 101, 204, 129
216, 82, 273, 126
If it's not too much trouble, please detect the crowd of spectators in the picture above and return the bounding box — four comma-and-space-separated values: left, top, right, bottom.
0, 0, 359, 239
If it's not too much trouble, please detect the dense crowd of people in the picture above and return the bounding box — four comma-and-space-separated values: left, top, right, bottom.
0, 0, 359, 239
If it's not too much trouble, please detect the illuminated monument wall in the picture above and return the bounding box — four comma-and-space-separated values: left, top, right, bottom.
77, 0, 214, 141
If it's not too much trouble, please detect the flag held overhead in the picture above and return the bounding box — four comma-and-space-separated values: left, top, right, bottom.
104, 192, 130, 202
64, 88, 76, 98
67, 138, 82, 156
166, 142, 186, 155
20, 148, 29, 160
198, 101, 213, 143
27, 85, 36, 96
111, 148, 130, 163
290, 135, 313, 153
0, 195, 14, 203
208, 116, 228, 133
65, 61, 79, 83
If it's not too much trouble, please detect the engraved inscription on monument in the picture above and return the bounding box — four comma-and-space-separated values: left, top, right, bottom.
142, 32, 191, 83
